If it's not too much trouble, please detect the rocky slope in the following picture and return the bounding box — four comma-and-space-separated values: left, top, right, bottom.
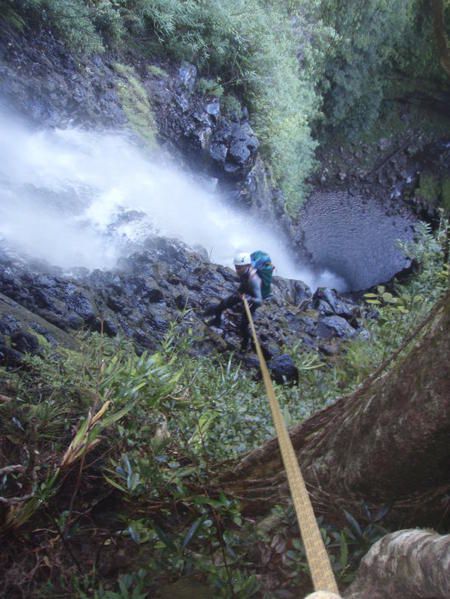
0, 236, 370, 383
0, 18, 446, 381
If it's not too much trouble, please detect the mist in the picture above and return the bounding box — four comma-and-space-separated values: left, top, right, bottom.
0, 108, 345, 290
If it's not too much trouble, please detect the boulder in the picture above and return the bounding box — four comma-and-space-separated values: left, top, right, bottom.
178, 63, 197, 93
0, 339, 23, 367
317, 315, 357, 339
10, 331, 40, 354
313, 288, 356, 319
267, 354, 299, 386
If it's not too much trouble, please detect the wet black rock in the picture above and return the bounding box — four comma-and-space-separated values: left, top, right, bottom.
0, 339, 23, 368
292, 281, 312, 307
267, 354, 299, 386
0, 27, 125, 128
10, 330, 40, 354
178, 63, 197, 93
0, 235, 370, 376
165, 88, 260, 182
312, 288, 357, 320
316, 315, 357, 339
0, 314, 19, 336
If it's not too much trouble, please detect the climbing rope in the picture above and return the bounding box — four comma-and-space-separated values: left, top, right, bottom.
242, 297, 340, 596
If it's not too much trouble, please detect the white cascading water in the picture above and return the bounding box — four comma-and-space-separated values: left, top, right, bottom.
0, 107, 345, 290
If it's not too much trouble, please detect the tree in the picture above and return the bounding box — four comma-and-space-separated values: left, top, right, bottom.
432, 0, 450, 77
222, 291, 450, 526
345, 529, 450, 598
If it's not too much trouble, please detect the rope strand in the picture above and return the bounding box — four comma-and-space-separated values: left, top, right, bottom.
242, 297, 340, 595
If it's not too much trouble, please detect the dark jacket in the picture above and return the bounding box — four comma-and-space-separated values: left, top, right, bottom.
236, 267, 263, 309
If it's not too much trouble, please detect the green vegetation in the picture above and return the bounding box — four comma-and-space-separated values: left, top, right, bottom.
415, 172, 441, 203
196, 78, 224, 98
316, 1, 416, 132
147, 64, 169, 79
0, 220, 447, 596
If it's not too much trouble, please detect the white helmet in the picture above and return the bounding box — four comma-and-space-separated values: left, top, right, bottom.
233, 252, 252, 266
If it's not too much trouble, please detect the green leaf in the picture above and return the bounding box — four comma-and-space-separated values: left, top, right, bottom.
343, 510, 363, 539
103, 474, 128, 493
339, 532, 349, 569
153, 525, 177, 552
182, 516, 206, 549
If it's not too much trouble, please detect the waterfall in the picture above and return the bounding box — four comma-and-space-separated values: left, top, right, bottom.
0, 108, 346, 290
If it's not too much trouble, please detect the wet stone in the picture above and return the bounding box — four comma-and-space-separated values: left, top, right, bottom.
0, 315, 20, 335
267, 354, 299, 386
209, 142, 228, 163
10, 330, 40, 354
229, 140, 251, 165
178, 63, 197, 93
147, 288, 164, 303
317, 315, 356, 339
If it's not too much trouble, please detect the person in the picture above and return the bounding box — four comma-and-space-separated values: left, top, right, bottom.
204, 252, 263, 352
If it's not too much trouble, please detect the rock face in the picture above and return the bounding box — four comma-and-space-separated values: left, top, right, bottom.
0, 25, 125, 128
0, 237, 370, 381
0, 25, 291, 237
149, 63, 290, 229
159, 66, 260, 181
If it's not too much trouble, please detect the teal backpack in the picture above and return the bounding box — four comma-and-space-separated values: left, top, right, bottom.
251, 250, 274, 299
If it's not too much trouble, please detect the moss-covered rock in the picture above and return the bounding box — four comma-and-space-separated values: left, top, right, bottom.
114, 63, 158, 147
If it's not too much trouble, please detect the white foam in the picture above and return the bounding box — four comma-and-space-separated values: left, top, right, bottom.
0, 108, 344, 290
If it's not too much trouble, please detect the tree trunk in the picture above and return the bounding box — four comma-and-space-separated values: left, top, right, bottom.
221, 292, 450, 523
344, 529, 450, 599
432, 0, 450, 77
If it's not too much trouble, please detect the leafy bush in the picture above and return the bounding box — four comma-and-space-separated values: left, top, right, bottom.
317, 0, 419, 132
220, 94, 242, 118
0, 333, 181, 531
196, 77, 224, 97
147, 64, 169, 78
38, 0, 106, 54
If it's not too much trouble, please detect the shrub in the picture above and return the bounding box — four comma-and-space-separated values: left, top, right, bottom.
39, 0, 105, 54
197, 77, 224, 97
220, 94, 241, 117
316, 0, 444, 132
147, 64, 169, 78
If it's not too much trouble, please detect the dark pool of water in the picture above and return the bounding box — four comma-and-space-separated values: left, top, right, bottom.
298, 191, 417, 291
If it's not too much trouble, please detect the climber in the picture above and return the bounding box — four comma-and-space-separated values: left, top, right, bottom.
204, 252, 263, 352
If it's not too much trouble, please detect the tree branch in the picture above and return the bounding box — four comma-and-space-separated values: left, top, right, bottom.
431, 0, 450, 77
